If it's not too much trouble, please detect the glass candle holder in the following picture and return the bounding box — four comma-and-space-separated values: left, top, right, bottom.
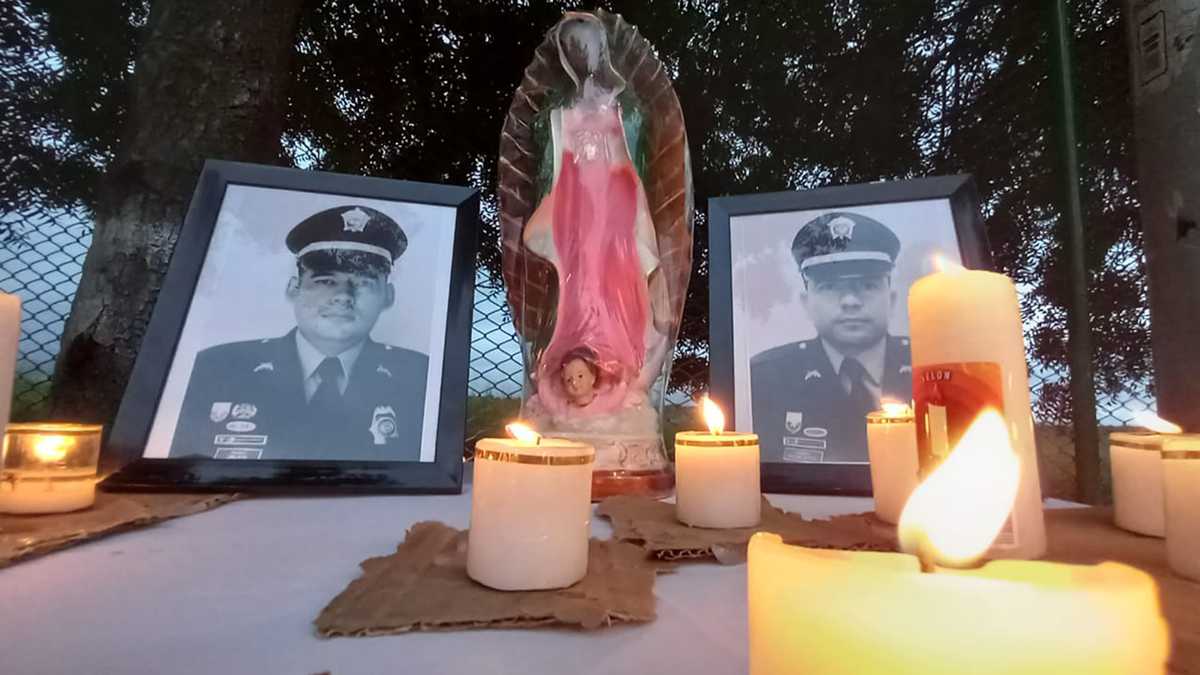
1162, 435, 1200, 581
0, 423, 102, 514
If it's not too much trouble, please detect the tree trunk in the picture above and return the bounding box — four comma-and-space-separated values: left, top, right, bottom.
51, 0, 302, 424
1125, 0, 1200, 432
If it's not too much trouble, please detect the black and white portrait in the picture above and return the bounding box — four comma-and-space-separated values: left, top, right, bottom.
142, 184, 458, 463
732, 203, 959, 466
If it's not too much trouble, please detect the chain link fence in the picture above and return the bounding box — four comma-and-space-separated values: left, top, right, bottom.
0, 205, 1156, 500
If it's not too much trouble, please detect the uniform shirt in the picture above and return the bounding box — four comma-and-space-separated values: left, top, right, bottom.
295, 331, 363, 400
169, 328, 429, 461
749, 335, 912, 464
820, 337, 886, 407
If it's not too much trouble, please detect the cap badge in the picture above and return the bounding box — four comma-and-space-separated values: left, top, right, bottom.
805, 370, 821, 381
828, 216, 856, 242
342, 207, 370, 233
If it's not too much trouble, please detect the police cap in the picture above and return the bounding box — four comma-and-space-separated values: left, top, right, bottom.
285, 206, 407, 266
791, 212, 900, 280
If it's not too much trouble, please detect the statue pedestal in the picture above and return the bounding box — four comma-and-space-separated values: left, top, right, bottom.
553, 431, 674, 500
591, 468, 674, 501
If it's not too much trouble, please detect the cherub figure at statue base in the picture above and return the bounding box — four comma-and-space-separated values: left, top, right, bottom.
524, 332, 673, 499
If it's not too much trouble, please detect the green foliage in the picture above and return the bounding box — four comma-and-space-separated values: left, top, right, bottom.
1, 0, 1149, 418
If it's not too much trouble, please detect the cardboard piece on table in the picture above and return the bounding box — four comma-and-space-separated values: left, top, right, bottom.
0, 490, 238, 567
315, 521, 668, 637
1043, 507, 1199, 674
596, 495, 897, 563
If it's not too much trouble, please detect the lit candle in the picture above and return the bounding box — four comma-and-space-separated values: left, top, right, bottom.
1162, 434, 1200, 582
0, 292, 18, 428
674, 397, 760, 529
0, 423, 102, 514
907, 257, 1046, 559
866, 401, 918, 525
1109, 411, 1180, 537
467, 422, 594, 591
747, 411, 1170, 674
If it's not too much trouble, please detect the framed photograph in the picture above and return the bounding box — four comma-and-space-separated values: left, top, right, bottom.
104, 160, 478, 493
708, 175, 990, 495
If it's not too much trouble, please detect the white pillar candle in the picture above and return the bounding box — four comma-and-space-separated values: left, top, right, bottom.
866, 404, 918, 525
0, 292, 19, 428
467, 429, 594, 591
1109, 431, 1168, 537
675, 432, 760, 528
907, 263, 1046, 559
0, 423, 102, 514
675, 397, 760, 529
1162, 434, 1200, 581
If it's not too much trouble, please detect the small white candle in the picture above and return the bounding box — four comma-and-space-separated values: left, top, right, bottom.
467, 423, 594, 591
0, 292, 19, 429
675, 397, 760, 529
1162, 434, 1200, 582
908, 259, 1046, 560
866, 402, 918, 525
0, 423, 102, 514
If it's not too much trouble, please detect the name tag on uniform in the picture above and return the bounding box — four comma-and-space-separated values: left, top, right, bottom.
214, 447, 264, 460
782, 436, 826, 449
782, 448, 825, 463
214, 434, 268, 446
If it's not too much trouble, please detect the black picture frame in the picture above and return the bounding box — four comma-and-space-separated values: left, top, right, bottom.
102, 160, 478, 494
708, 175, 990, 495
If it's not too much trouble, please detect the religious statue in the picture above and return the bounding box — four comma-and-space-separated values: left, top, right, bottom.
499, 10, 694, 498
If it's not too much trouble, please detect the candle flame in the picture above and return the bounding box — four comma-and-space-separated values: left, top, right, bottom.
32, 435, 71, 463
701, 396, 725, 435
880, 400, 913, 417
505, 422, 541, 444
1132, 411, 1182, 434
897, 410, 1020, 568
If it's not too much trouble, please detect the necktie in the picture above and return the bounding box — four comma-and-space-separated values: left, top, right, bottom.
310, 356, 345, 410
839, 357, 878, 421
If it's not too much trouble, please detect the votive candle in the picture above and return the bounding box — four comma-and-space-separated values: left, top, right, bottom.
467, 433, 594, 590
0, 423, 102, 514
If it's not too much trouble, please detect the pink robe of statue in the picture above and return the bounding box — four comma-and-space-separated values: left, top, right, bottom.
523, 103, 658, 417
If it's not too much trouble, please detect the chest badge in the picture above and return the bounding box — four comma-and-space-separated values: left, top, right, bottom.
804, 370, 821, 381
370, 406, 399, 445
232, 403, 258, 420
785, 411, 804, 434
253, 362, 274, 373
210, 402, 232, 423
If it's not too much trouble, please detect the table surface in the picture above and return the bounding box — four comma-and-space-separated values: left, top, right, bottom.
0, 488, 1069, 675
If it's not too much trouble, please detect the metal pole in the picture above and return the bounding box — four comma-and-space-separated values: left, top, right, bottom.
1048, 0, 1102, 504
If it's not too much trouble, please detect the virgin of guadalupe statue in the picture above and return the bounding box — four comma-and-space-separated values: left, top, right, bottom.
499, 10, 693, 498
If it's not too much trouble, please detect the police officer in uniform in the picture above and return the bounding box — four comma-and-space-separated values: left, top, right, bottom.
169, 205, 428, 461
750, 212, 912, 464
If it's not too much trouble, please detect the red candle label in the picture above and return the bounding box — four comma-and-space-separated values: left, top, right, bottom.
913, 361, 1018, 550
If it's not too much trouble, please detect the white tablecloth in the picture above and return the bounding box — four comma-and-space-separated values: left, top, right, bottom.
0, 487, 876, 675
